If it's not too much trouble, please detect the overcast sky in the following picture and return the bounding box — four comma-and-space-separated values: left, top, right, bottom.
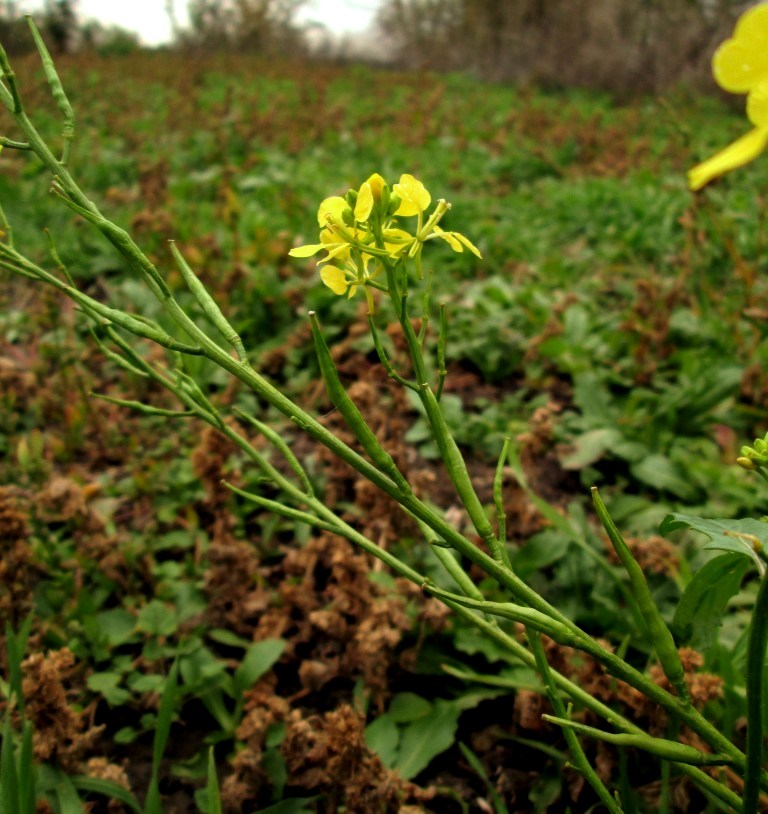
20, 1, 380, 46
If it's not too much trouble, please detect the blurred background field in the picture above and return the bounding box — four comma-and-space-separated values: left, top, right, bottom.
2, 1, 768, 812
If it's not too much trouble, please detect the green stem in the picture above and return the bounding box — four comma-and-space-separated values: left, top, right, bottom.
529, 631, 624, 813
745, 572, 768, 813
444, 603, 743, 813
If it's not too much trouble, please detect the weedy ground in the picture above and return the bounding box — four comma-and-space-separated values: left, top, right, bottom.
1, 50, 767, 812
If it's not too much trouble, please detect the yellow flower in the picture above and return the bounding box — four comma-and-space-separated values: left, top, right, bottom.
289, 171, 482, 300
689, 3, 768, 190
393, 173, 431, 216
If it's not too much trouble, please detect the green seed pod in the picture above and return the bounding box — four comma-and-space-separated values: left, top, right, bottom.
592, 487, 691, 706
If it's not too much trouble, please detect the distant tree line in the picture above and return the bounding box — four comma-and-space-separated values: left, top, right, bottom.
0, 0, 754, 92
375, 0, 750, 92
0, 0, 139, 55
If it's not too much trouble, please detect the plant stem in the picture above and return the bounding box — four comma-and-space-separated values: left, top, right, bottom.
745, 572, 768, 813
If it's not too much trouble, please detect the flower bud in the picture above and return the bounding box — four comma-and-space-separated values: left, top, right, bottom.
345, 189, 358, 208
738, 456, 758, 470
366, 173, 386, 201
387, 193, 401, 216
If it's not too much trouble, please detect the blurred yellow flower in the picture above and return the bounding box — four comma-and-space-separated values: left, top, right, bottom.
689, 3, 768, 190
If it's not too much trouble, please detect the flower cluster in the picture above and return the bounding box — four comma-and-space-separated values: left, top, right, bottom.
738, 431, 768, 471
689, 3, 768, 190
289, 173, 480, 301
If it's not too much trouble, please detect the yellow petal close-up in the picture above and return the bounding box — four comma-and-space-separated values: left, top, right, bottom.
354, 181, 374, 223
433, 226, 463, 252
317, 196, 349, 227
393, 174, 431, 216
288, 243, 325, 258
382, 227, 413, 255
747, 78, 768, 127
713, 3, 768, 93
688, 126, 768, 190
320, 265, 349, 295
452, 231, 483, 258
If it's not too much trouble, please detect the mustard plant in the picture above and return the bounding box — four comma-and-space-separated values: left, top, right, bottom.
0, 14, 766, 812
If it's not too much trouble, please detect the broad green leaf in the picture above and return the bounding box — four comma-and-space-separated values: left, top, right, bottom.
511, 529, 571, 578
661, 513, 766, 572
631, 456, 698, 501
394, 700, 461, 780
127, 674, 165, 694
233, 639, 285, 694
364, 715, 399, 767
673, 553, 751, 649
95, 609, 137, 647
560, 428, 622, 470
86, 673, 130, 706
386, 693, 432, 723
136, 600, 177, 637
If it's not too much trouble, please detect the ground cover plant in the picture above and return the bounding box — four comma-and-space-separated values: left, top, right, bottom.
2, 10, 768, 814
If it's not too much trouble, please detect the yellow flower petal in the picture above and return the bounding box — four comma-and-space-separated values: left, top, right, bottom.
713, 4, 768, 93
320, 265, 349, 295
382, 227, 413, 255
433, 225, 463, 252
688, 126, 768, 190
452, 231, 483, 258
354, 181, 374, 223
288, 243, 325, 258
317, 196, 348, 227
393, 174, 431, 216
748, 78, 768, 127
366, 173, 386, 201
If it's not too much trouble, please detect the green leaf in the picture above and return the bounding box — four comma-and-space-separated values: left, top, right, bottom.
631, 455, 698, 501
206, 748, 222, 814
146, 659, 180, 814
511, 529, 571, 578
661, 513, 766, 572
1, 707, 20, 814
560, 428, 622, 470
364, 715, 399, 767
393, 699, 461, 780
673, 553, 751, 650
136, 600, 178, 637
95, 609, 137, 647
70, 776, 142, 813
127, 674, 165, 694
86, 672, 131, 706
386, 693, 432, 724
233, 639, 285, 694
207, 629, 252, 649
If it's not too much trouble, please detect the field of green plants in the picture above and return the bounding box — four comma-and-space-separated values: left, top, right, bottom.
2, 42, 768, 813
